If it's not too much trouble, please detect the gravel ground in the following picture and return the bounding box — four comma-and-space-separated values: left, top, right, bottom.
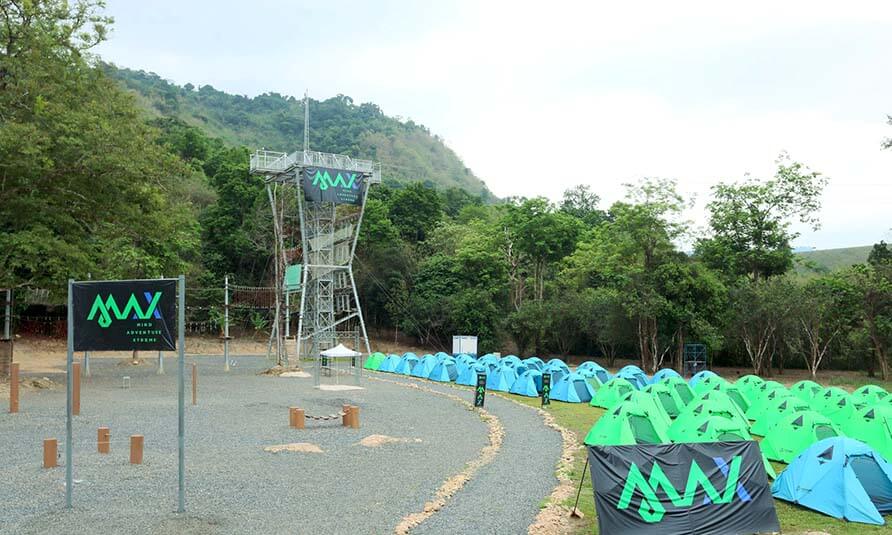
380, 375, 563, 535
0, 356, 487, 535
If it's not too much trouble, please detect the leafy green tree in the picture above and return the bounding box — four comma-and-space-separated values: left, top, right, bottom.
697, 154, 828, 281
388, 182, 444, 243
506, 301, 548, 356
560, 184, 607, 226
577, 288, 630, 367
726, 278, 796, 375
793, 277, 853, 379
838, 261, 892, 379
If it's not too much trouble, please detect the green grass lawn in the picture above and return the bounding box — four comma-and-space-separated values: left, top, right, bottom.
506, 392, 891, 534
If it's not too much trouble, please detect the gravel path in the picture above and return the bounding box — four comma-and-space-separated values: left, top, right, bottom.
0, 357, 487, 534
379, 374, 563, 535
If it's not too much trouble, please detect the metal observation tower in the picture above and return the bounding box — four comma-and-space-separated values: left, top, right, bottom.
249, 142, 380, 361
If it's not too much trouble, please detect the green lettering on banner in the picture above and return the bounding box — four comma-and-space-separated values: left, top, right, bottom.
87, 292, 163, 328
617, 456, 744, 523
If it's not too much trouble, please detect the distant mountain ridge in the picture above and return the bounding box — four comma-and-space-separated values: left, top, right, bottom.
103, 64, 493, 198
794, 245, 873, 274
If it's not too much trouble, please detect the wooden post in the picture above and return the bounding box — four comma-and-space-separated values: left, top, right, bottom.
97, 427, 110, 454
289, 407, 305, 429
72, 362, 81, 416
342, 404, 351, 427
9, 362, 18, 413
191, 363, 197, 406
349, 405, 360, 429
43, 438, 57, 468
130, 435, 144, 465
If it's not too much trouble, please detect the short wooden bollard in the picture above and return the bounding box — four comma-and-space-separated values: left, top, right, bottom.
98, 427, 110, 454
192, 363, 197, 406
342, 404, 351, 427
72, 362, 81, 416
349, 405, 360, 429
43, 438, 57, 468
289, 407, 305, 429
130, 435, 144, 465
9, 362, 19, 414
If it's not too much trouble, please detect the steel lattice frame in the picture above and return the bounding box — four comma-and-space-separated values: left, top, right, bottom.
250, 149, 379, 361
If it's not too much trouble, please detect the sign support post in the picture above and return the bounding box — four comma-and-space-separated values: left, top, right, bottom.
474, 373, 486, 408
65, 279, 73, 509
177, 274, 185, 513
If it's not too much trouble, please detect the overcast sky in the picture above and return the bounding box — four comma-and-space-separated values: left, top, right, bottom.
96, 0, 892, 249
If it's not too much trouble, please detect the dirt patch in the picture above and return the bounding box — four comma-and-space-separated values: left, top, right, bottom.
358, 435, 422, 448
116, 358, 146, 367
263, 443, 323, 454
259, 365, 305, 376
23, 376, 57, 390
369, 376, 504, 535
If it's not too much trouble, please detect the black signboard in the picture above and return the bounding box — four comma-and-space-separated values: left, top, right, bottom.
474, 373, 486, 408
541, 373, 551, 406
588, 441, 778, 535
302, 166, 366, 205
73, 280, 177, 351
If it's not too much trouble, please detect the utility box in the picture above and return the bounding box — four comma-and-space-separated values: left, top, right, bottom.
452, 335, 478, 357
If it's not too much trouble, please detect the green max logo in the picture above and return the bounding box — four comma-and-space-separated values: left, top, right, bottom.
87, 292, 163, 328
618, 456, 750, 523
311, 170, 359, 191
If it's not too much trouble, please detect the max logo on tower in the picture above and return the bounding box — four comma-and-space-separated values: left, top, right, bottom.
73, 280, 177, 351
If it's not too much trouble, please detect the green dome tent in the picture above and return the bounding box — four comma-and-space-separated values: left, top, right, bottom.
670, 391, 750, 439
616, 390, 673, 431
692, 374, 730, 396
642, 383, 685, 418
584, 401, 671, 446
851, 385, 889, 407
761, 411, 842, 463
363, 351, 387, 371
590, 378, 636, 409
750, 396, 811, 437
745, 387, 793, 421
659, 376, 695, 406
791, 380, 824, 403
844, 405, 892, 461
735, 374, 766, 403
813, 387, 855, 428
668, 414, 777, 479
708, 382, 751, 414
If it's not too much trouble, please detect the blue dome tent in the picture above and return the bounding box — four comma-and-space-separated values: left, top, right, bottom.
486, 365, 518, 392
772, 437, 892, 525
615, 368, 649, 390
377, 354, 401, 373
523, 357, 545, 371
457, 363, 487, 386
551, 372, 596, 403
478, 353, 500, 367
651, 368, 682, 384
577, 362, 610, 384
689, 370, 718, 389
434, 351, 451, 362
510, 370, 543, 397
393, 353, 419, 375
411, 355, 437, 378
501, 355, 522, 367
428, 359, 458, 382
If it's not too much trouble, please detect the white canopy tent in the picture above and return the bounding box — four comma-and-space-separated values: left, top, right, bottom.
316, 344, 363, 388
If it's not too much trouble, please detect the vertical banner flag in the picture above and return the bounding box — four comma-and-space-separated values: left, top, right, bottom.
541, 373, 551, 406
588, 441, 779, 535
474, 373, 486, 408
73, 280, 177, 351
302, 167, 366, 205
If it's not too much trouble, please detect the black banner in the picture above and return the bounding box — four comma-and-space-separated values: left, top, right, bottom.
302, 166, 366, 205
73, 280, 177, 351
474, 373, 486, 408
588, 441, 778, 535
541, 373, 551, 406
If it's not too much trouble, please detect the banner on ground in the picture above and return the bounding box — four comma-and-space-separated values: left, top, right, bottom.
302, 166, 366, 205
72, 279, 177, 351
588, 441, 779, 535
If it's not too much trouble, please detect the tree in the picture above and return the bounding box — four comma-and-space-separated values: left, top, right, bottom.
388, 182, 444, 243
560, 184, 607, 226
838, 261, 892, 379
697, 154, 828, 281
578, 287, 629, 367
726, 278, 796, 375
793, 278, 851, 379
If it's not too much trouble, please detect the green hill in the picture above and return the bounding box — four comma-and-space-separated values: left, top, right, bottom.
794, 245, 873, 274
103, 64, 493, 198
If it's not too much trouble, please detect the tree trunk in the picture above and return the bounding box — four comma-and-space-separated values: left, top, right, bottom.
867, 316, 889, 381
676, 327, 685, 373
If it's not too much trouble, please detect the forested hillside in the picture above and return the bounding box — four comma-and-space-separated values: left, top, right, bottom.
796, 245, 873, 275
105, 65, 493, 198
